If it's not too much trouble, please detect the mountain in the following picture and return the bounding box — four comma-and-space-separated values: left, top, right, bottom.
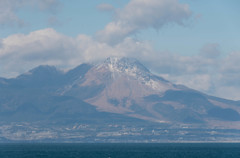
0, 57, 240, 142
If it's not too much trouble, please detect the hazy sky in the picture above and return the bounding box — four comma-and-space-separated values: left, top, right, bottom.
0, 0, 240, 100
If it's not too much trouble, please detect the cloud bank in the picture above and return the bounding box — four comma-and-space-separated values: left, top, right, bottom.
1, 0, 240, 100
1, 28, 240, 100
0, 28, 152, 77
96, 0, 192, 44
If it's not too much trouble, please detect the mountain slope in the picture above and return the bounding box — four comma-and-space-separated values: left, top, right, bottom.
57, 57, 240, 125
0, 57, 240, 142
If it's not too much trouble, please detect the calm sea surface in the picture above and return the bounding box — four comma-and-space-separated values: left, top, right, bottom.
0, 143, 239, 158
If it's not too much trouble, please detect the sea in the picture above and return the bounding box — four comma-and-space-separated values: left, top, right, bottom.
0, 143, 240, 158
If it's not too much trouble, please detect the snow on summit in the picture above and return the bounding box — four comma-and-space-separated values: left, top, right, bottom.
98, 57, 174, 91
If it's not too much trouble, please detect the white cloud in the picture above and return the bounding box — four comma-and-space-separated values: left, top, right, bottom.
134, 47, 240, 100
199, 43, 221, 59
97, 4, 115, 12
96, 0, 192, 44
0, 28, 76, 77
211, 52, 240, 100
171, 74, 212, 92
218, 51, 240, 87
0, 28, 151, 77
1, 28, 240, 100
214, 86, 240, 101
0, 38, 3, 48
1, 0, 240, 101
0, 0, 23, 27
0, 0, 61, 27
34, 0, 61, 13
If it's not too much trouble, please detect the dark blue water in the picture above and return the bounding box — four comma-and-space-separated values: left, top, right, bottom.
0, 143, 240, 158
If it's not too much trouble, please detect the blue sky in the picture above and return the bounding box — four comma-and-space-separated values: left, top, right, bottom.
0, 0, 240, 100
